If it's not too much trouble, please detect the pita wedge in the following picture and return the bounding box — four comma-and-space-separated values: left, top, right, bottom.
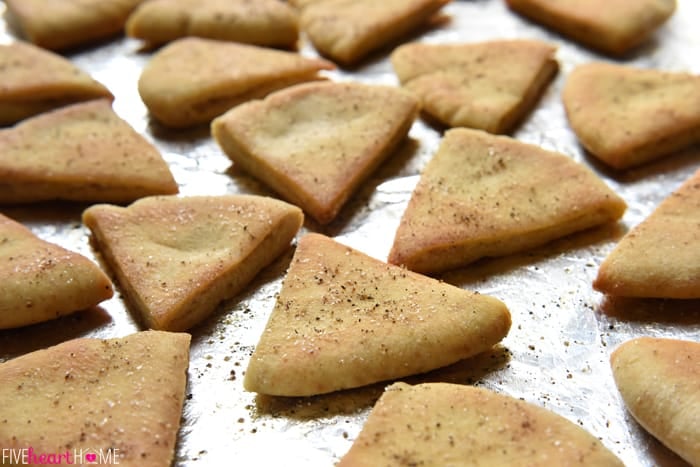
212, 81, 418, 224
388, 128, 626, 274
339, 382, 624, 466
4, 0, 144, 51
126, 0, 298, 48
0, 99, 178, 205
611, 337, 700, 466
138, 37, 334, 128
391, 40, 558, 134
594, 169, 700, 298
0, 213, 113, 330
0, 330, 190, 467
83, 195, 303, 331
563, 62, 700, 170
244, 233, 511, 397
300, 0, 451, 66
505, 0, 676, 56
0, 42, 113, 127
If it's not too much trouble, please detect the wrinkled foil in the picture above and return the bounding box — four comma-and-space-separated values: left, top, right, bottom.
1, 1, 699, 466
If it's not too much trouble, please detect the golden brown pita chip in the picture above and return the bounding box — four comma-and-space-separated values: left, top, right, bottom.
0, 99, 178, 204
4, 0, 144, 51
611, 337, 700, 466
0, 213, 113, 330
300, 0, 450, 66
505, 0, 676, 56
83, 195, 303, 331
288, 0, 323, 8
126, 0, 298, 48
594, 169, 700, 298
391, 39, 558, 134
563, 62, 700, 170
0, 330, 190, 467
0, 42, 113, 126
244, 233, 511, 396
138, 37, 334, 128
388, 128, 626, 274
212, 81, 418, 224
339, 382, 624, 466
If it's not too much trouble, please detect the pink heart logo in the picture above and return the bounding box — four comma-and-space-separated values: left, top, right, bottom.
86, 453, 97, 462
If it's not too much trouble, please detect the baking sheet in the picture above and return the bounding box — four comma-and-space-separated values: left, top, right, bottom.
1, 1, 699, 466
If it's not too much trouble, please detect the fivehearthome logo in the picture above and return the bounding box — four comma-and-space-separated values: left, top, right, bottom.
2, 447, 120, 465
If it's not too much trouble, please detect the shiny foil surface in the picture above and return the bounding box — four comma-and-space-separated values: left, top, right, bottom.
1, 1, 699, 466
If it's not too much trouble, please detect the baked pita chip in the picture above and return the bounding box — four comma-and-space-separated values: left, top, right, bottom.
83, 195, 303, 331
388, 128, 626, 274
594, 169, 700, 298
391, 40, 558, 134
0, 213, 113, 330
126, 0, 298, 48
505, 0, 676, 56
300, 0, 450, 66
138, 37, 334, 128
0, 330, 190, 467
563, 62, 700, 170
244, 233, 511, 396
4, 0, 144, 51
212, 81, 418, 224
0, 42, 113, 126
339, 382, 624, 466
611, 337, 700, 466
0, 99, 178, 204
288, 0, 323, 8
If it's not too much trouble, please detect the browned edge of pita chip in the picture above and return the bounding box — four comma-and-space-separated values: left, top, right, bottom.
0, 42, 114, 126
0, 330, 191, 467
83, 195, 304, 331
244, 233, 511, 396
0, 99, 179, 204
391, 39, 558, 133
212, 81, 418, 224
388, 128, 627, 274
504, 0, 677, 56
563, 62, 700, 170
610, 337, 700, 466
137, 38, 335, 128
301, 0, 452, 66
4, 0, 143, 51
125, 0, 299, 49
593, 169, 700, 298
338, 382, 624, 466
0, 212, 113, 329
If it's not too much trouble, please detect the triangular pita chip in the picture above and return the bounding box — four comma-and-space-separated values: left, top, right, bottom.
299, 0, 450, 66
126, 0, 299, 48
4, 0, 144, 51
0, 330, 190, 467
391, 39, 558, 134
138, 37, 334, 128
563, 62, 700, 170
388, 128, 627, 274
244, 233, 511, 396
339, 382, 624, 466
505, 0, 676, 56
611, 337, 700, 466
212, 81, 418, 224
0, 213, 113, 330
0, 42, 113, 126
0, 99, 178, 204
82, 195, 303, 331
594, 169, 700, 298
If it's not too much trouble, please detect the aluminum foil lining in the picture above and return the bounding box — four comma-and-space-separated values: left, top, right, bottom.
1, 1, 699, 466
